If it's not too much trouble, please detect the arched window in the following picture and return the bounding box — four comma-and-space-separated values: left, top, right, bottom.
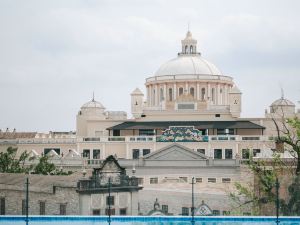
190, 87, 195, 97
179, 87, 184, 96
168, 88, 173, 101
160, 88, 164, 102
211, 88, 215, 103
185, 45, 188, 53
201, 88, 205, 101
190, 45, 193, 53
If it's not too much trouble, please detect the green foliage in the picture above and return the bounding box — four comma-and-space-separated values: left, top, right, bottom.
32, 155, 56, 175
0, 146, 33, 173
0, 147, 72, 176
231, 117, 300, 216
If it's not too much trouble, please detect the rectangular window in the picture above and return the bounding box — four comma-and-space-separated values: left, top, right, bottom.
213, 210, 220, 216
179, 177, 188, 183
105, 208, 115, 215
39, 201, 46, 215
59, 204, 67, 215
197, 149, 205, 155
93, 149, 100, 159
182, 207, 189, 216
214, 149, 222, 159
120, 208, 127, 215
217, 129, 234, 135
222, 178, 231, 183
113, 129, 120, 136
93, 209, 100, 215
22, 199, 26, 215
143, 149, 151, 156
106, 196, 115, 206
208, 178, 216, 183
138, 178, 144, 185
253, 149, 261, 157
195, 178, 202, 183
225, 149, 233, 159
83, 149, 90, 159
162, 205, 168, 214
132, 149, 139, 159
150, 177, 158, 184
139, 129, 155, 136
242, 149, 250, 159
0, 198, 5, 215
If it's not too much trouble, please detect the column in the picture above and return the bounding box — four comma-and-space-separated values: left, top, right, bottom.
147, 86, 150, 107
185, 82, 188, 92
155, 84, 159, 107
216, 83, 220, 105
207, 83, 211, 101
163, 83, 167, 101
197, 83, 200, 100
173, 83, 177, 101
149, 85, 152, 106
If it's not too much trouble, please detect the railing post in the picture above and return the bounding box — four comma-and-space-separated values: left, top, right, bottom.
25, 177, 29, 225
191, 177, 195, 225
108, 177, 111, 225
276, 178, 280, 224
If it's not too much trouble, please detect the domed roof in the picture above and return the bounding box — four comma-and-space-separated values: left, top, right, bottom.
271, 98, 295, 107
155, 55, 222, 76
81, 99, 105, 109
154, 31, 222, 76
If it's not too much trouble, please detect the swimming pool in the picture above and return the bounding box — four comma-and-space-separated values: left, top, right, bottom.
1, 216, 300, 225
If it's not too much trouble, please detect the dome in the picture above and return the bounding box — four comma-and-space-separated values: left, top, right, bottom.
81, 99, 105, 109
154, 30, 222, 76
271, 98, 295, 107
155, 55, 222, 76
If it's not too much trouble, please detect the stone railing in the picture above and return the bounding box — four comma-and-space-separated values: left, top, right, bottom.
77, 176, 139, 192
146, 74, 233, 83
80, 135, 272, 143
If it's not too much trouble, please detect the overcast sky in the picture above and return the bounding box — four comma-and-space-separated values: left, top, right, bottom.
0, 0, 300, 132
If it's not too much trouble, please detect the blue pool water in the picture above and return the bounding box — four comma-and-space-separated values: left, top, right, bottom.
0, 216, 300, 225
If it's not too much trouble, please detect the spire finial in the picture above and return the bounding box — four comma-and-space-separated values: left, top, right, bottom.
188, 21, 190, 31
92, 91, 95, 101
281, 88, 284, 99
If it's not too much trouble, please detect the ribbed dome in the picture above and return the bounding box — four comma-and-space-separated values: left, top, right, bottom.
81, 99, 105, 109
271, 98, 295, 106
155, 55, 222, 76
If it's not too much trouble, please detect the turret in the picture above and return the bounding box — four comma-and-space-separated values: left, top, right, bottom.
229, 85, 242, 118
131, 88, 144, 118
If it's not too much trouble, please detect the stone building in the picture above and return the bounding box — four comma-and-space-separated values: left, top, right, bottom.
0, 30, 299, 215
0, 155, 141, 216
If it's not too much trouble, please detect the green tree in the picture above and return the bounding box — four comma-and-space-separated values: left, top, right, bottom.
231, 117, 300, 216
0, 146, 33, 173
33, 155, 56, 175
0, 147, 72, 175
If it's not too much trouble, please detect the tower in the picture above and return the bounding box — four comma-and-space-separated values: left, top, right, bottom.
131, 88, 144, 118
229, 85, 242, 118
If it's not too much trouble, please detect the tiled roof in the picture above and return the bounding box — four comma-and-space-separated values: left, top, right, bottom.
0, 132, 37, 139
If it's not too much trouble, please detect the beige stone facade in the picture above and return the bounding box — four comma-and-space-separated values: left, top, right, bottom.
0, 30, 299, 216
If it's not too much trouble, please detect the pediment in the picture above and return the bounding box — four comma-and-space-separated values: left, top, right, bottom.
144, 143, 208, 161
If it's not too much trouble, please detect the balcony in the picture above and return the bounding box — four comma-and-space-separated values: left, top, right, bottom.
77, 175, 140, 193
80, 135, 272, 143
